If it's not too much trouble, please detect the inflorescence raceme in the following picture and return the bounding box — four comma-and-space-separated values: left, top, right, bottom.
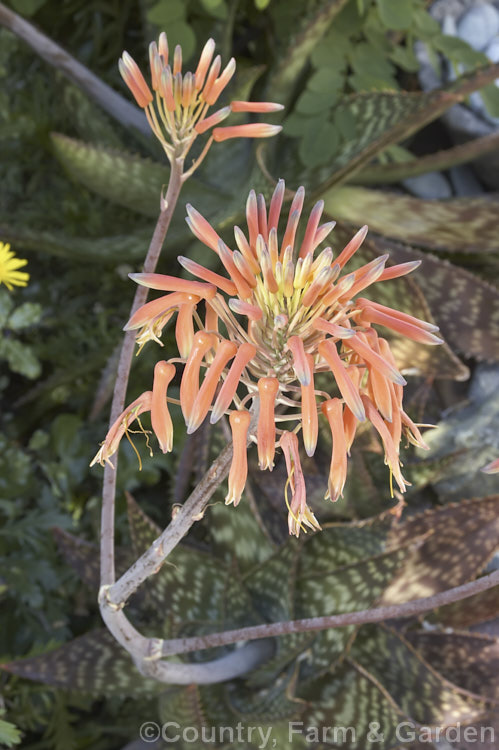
91, 181, 442, 536
119, 33, 283, 166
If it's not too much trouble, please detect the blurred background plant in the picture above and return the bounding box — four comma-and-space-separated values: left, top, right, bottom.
1, 0, 499, 747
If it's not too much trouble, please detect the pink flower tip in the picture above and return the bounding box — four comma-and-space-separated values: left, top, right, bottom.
482, 457, 499, 474
230, 101, 285, 113
212, 123, 282, 142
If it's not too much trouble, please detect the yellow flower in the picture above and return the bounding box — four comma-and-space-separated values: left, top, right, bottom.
0, 243, 29, 291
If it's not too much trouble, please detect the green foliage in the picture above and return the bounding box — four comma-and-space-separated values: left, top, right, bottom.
276, 0, 499, 168
4, 498, 498, 748
0, 716, 22, 748
0, 289, 42, 378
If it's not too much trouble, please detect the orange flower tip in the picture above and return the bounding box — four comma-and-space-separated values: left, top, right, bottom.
119, 53, 153, 108
286, 336, 310, 386
128, 272, 216, 300
230, 101, 285, 113
158, 32, 168, 61
338, 272, 355, 293
228, 298, 263, 320
195, 106, 232, 134
120, 51, 135, 71
128, 272, 154, 286
209, 407, 224, 425
185, 215, 222, 254
379, 260, 422, 281
313, 318, 354, 339
304, 440, 316, 459
352, 403, 366, 423
212, 123, 283, 142
426, 333, 444, 345
482, 457, 499, 474
314, 220, 336, 245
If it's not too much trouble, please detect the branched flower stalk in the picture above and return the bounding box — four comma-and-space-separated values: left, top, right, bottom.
97, 34, 282, 682
95, 33, 486, 689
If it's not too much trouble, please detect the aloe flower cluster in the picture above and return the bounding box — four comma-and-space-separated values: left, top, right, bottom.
92, 182, 442, 536
119, 33, 282, 162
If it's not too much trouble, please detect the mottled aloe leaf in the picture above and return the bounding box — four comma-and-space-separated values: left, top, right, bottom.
242, 540, 313, 685
369, 271, 469, 380
381, 496, 499, 604
1, 630, 161, 695
276, 61, 499, 192
350, 625, 488, 726
408, 389, 499, 502
51, 133, 165, 217
206, 496, 275, 574
433, 585, 499, 628
339, 447, 394, 518
355, 131, 499, 184
125, 492, 245, 627
406, 451, 471, 495
407, 631, 499, 702
246, 630, 315, 689
126, 491, 161, 558
298, 521, 388, 574
266, 0, 350, 107
245, 541, 301, 622
300, 659, 408, 749
126, 492, 260, 630
159, 685, 207, 747
369, 240, 499, 363
294, 541, 416, 677
225, 670, 301, 723
62, 80, 126, 150
50, 133, 229, 226
0, 223, 151, 262
143, 543, 228, 628
324, 185, 499, 254
330, 227, 469, 379
198, 676, 302, 739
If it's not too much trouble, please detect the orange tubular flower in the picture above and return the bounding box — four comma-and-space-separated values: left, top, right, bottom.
151, 361, 175, 453
93, 181, 439, 535
119, 33, 283, 165
322, 399, 348, 503
226, 410, 251, 506
257, 377, 279, 470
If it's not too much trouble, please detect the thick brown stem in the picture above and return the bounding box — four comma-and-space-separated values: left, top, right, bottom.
100, 158, 184, 588
157, 568, 499, 656
105, 405, 259, 605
